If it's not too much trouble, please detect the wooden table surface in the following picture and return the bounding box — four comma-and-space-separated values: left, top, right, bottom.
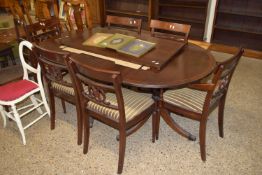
39, 28, 216, 89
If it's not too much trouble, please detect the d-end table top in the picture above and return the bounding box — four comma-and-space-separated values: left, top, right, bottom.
39, 28, 216, 89
56, 28, 187, 71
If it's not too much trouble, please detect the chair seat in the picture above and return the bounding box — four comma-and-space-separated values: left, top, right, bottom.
0, 80, 38, 101
51, 73, 75, 95
163, 88, 207, 113
87, 88, 154, 122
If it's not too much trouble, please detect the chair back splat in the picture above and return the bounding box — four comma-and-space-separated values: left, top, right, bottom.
106, 15, 142, 34
150, 19, 191, 42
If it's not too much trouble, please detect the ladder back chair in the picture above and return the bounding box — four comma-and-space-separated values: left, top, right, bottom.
33, 44, 83, 145
156, 48, 244, 161
106, 15, 142, 34
150, 19, 191, 42
66, 55, 155, 174
0, 40, 50, 145
63, 0, 93, 31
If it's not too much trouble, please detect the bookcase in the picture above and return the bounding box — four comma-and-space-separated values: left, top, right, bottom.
212, 0, 262, 51
99, 0, 153, 30
155, 0, 209, 40
99, 0, 209, 40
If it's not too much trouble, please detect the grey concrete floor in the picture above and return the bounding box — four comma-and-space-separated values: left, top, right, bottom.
0, 52, 262, 175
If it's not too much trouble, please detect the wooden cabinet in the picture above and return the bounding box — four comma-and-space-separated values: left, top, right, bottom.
0, 0, 10, 9
87, 0, 101, 24
212, 0, 262, 51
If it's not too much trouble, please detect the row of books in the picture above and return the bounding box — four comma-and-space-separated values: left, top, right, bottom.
83, 33, 156, 58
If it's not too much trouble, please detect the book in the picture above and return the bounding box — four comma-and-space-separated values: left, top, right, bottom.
98, 33, 135, 50
118, 39, 156, 58
82, 33, 156, 58
82, 33, 113, 47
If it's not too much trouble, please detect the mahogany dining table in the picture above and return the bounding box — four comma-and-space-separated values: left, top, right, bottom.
39, 27, 216, 140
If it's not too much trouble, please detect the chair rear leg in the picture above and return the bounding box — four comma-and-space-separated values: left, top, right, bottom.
0, 105, 7, 127
11, 105, 26, 145
199, 119, 207, 161
61, 99, 66, 113
117, 130, 126, 174
30, 95, 43, 114
218, 95, 226, 138
49, 91, 56, 130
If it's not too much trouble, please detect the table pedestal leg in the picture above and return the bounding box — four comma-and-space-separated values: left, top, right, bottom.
160, 108, 196, 141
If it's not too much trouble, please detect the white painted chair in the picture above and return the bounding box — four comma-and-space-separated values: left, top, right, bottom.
0, 40, 50, 145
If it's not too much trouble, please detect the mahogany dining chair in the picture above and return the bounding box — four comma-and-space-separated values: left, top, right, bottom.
32, 44, 83, 145
156, 48, 244, 161
66, 54, 155, 174
106, 15, 142, 34
150, 19, 191, 42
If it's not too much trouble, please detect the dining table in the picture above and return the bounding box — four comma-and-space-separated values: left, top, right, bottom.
39, 27, 216, 141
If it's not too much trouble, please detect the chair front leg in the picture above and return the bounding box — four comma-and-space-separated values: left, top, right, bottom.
11, 105, 26, 145
0, 105, 7, 127
199, 118, 208, 161
49, 90, 56, 130
83, 114, 90, 154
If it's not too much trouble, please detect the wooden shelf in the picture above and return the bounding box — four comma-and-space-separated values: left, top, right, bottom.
215, 26, 262, 35
106, 9, 148, 18
212, 0, 262, 51
218, 9, 262, 18
159, 2, 206, 9
215, 25, 262, 35
159, 15, 205, 24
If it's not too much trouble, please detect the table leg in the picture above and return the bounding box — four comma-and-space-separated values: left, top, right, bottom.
153, 89, 196, 141
160, 108, 196, 141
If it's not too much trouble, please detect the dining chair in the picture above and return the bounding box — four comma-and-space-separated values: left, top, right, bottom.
66, 55, 155, 174
0, 40, 50, 145
106, 15, 142, 34
156, 48, 244, 161
63, 0, 93, 31
32, 44, 84, 145
150, 19, 191, 42
23, 17, 62, 43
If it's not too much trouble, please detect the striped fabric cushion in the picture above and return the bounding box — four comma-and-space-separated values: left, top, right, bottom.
87, 88, 154, 122
163, 88, 207, 113
51, 73, 75, 96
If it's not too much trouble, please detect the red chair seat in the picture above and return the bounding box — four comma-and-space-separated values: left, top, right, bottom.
0, 80, 38, 101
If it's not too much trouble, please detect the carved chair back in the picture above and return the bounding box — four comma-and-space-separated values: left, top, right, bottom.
106, 15, 142, 34
66, 55, 126, 124
32, 44, 71, 89
202, 48, 244, 114
23, 17, 62, 42
34, 0, 59, 20
150, 19, 191, 41
63, 0, 93, 31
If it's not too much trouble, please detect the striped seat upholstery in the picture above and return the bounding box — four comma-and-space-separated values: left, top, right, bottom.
87, 88, 154, 122
51, 73, 75, 95
163, 88, 207, 113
